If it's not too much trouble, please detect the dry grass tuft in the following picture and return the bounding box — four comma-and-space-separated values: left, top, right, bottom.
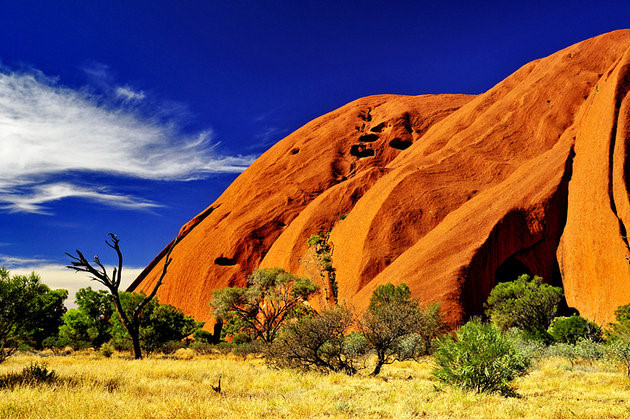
0, 352, 629, 418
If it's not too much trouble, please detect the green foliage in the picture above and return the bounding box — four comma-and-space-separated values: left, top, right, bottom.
614, 303, 630, 323
547, 315, 602, 344
210, 268, 318, 343
606, 340, 630, 376
606, 303, 630, 376
75, 287, 113, 347
57, 288, 115, 349
58, 309, 96, 349
485, 274, 563, 341
0, 362, 58, 389
360, 283, 446, 375
100, 343, 114, 358
0, 267, 67, 362
266, 305, 368, 375
23, 288, 68, 349
307, 232, 338, 302
433, 319, 531, 395
608, 303, 630, 342
109, 292, 203, 354
190, 341, 213, 355
369, 283, 412, 309
193, 329, 213, 344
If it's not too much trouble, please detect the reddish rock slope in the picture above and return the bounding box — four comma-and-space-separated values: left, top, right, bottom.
130, 30, 630, 325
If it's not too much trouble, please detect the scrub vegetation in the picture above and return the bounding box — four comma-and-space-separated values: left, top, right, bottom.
3, 257, 630, 417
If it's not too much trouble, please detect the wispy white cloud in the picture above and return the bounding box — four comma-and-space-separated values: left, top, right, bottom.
0, 254, 49, 268
115, 85, 145, 102
0, 182, 160, 214
0, 67, 255, 213
80, 61, 112, 83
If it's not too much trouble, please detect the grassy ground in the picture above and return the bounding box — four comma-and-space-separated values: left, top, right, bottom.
0, 351, 629, 418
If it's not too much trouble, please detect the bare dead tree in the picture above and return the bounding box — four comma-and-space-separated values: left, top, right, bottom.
66, 233, 176, 359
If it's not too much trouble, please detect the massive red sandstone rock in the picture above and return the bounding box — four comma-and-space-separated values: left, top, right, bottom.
130, 30, 630, 326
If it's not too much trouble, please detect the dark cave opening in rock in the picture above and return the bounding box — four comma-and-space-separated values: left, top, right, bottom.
494, 256, 532, 285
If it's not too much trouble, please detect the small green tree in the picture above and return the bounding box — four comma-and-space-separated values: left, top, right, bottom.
547, 315, 602, 344
266, 305, 367, 375
307, 232, 337, 303
109, 292, 203, 354
57, 309, 95, 349
56, 287, 113, 349
210, 268, 318, 343
0, 267, 67, 362
605, 302, 630, 376
75, 287, 113, 347
607, 340, 630, 376
433, 319, 530, 395
485, 274, 563, 341
359, 283, 445, 375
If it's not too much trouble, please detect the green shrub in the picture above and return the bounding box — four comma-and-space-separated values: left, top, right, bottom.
0, 268, 68, 362
548, 315, 602, 344
0, 362, 58, 389
210, 268, 318, 343
359, 283, 445, 375
574, 339, 606, 363
99, 343, 114, 358
506, 328, 547, 360
606, 340, 630, 376
546, 342, 578, 366
485, 274, 563, 342
232, 341, 265, 359
433, 319, 530, 395
193, 329, 213, 344
190, 341, 213, 355
232, 332, 251, 345
266, 305, 367, 375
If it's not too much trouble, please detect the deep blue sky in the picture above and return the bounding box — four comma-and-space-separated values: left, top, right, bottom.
0, 0, 629, 295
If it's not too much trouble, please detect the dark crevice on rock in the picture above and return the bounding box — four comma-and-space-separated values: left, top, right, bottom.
370, 122, 386, 133
215, 256, 237, 266
350, 144, 375, 158
389, 138, 412, 150
359, 133, 379, 143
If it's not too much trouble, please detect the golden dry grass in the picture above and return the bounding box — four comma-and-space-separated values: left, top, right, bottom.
0, 352, 629, 418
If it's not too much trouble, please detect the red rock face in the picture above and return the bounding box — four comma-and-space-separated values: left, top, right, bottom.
130, 30, 630, 326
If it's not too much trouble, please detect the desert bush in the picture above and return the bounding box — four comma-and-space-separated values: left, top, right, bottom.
109, 292, 203, 354
359, 283, 445, 375
190, 341, 213, 355
57, 287, 113, 349
574, 339, 606, 363
99, 343, 114, 358
232, 340, 266, 359
266, 305, 367, 375
193, 329, 213, 343
0, 267, 68, 362
606, 340, 630, 376
548, 315, 602, 344
433, 319, 530, 395
211, 268, 318, 343
0, 362, 58, 389
485, 274, 563, 342
546, 342, 578, 366
506, 328, 547, 360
